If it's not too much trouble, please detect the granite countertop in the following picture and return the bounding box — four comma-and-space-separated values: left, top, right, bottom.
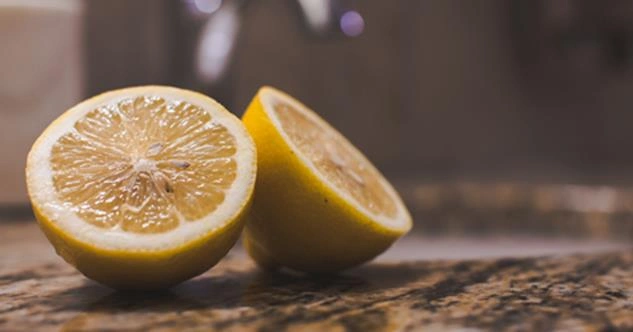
1, 222, 633, 331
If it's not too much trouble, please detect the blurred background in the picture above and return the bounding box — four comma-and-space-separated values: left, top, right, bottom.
3, 0, 633, 242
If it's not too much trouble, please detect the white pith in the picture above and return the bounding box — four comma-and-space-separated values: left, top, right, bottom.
26, 86, 256, 251
259, 87, 412, 232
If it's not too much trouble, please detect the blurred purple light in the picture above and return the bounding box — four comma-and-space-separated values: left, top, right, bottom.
340, 10, 364, 37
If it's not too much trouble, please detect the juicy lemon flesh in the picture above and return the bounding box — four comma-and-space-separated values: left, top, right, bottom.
26, 86, 256, 290
242, 87, 411, 273
50, 96, 238, 234
274, 102, 398, 219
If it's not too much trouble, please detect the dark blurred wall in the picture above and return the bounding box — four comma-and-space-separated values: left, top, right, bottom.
84, 0, 176, 91
85, 0, 633, 181
231, 1, 526, 176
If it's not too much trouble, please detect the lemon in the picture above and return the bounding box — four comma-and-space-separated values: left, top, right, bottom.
26, 86, 256, 290
242, 87, 412, 273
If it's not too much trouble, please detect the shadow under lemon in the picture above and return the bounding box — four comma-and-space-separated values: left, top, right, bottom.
57, 257, 527, 331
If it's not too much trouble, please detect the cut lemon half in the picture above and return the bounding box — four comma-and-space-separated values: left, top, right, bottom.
26, 86, 256, 290
242, 87, 412, 273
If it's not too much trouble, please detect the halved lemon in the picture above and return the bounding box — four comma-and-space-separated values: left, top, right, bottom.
242, 87, 412, 273
26, 86, 256, 290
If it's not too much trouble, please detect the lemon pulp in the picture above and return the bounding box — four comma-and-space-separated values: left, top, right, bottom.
242, 86, 411, 273
50, 96, 238, 234
26, 86, 256, 289
274, 102, 398, 219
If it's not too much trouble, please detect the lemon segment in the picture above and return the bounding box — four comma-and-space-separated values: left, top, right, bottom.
26, 86, 256, 289
242, 87, 412, 273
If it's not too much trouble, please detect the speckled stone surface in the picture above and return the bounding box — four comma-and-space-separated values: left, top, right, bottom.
1, 223, 633, 331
